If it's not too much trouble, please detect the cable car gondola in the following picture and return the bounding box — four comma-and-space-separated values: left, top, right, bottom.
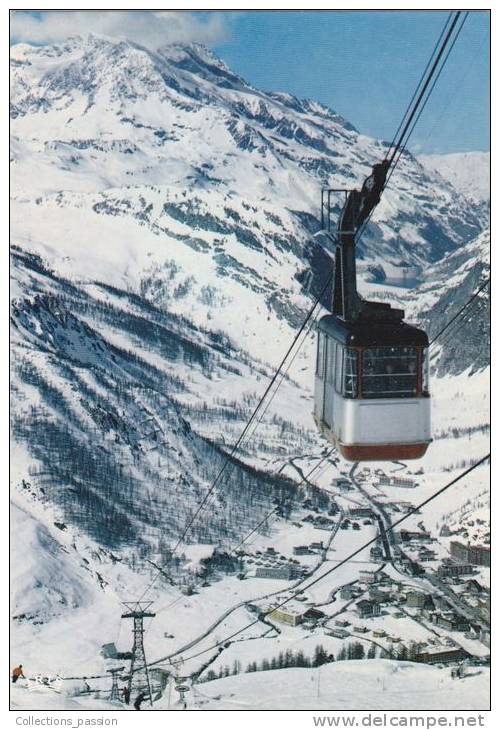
313, 161, 431, 461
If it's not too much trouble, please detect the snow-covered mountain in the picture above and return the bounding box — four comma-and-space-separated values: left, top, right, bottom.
10, 34, 490, 709
419, 151, 490, 205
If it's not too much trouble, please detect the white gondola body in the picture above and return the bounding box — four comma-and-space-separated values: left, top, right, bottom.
314, 315, 431, 461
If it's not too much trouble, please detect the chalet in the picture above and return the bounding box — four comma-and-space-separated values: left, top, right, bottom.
310, 541, 324, 551
476, 597, 490, 622
293, 546, 311, 556
315, 517, 335, 531
356, 600, 381, 619
377, 572, 391, 585
480, 628, 490, 647
464, 579, 485, 594
405, 591, 427, 608
465, 623, 481, 640
303, 608, 326, 623
436, 613, 469, 632
370, 546, 384, 562
335, 618, 350, 628
359, 570, 377, 584
332, 478, 351, 490
418, 548, 437, 562
433, 595, 451, 611
368, 587, 390, 604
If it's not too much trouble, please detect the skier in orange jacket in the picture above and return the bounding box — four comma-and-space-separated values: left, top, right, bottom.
12, 665, 25, 683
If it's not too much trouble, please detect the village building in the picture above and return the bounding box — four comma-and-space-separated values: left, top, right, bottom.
463, 578, 486, 594
398, 529, 433, 543
335, 618, 350, 627
340, 586, 355, 600
255, 565, 300, 580
416, 648, 471, 665
310, 541, 324, 551
314, 517, 335, 531
405, 591, 427, 608
435, 613, 469, 632
348, 507, 374, 519
480, 628, 490, 647
450, 541, 490, 568
376, 475, 417, 488
303, 608, 326, 624
293, 545, 311, 556
476, 597, 491, 622
356, 599, 381, 619
359, 570, 377, 584
332, 478, 352, 490
368, 587, 390, 604
269, 607, 303, 626
438, 559, 475, 578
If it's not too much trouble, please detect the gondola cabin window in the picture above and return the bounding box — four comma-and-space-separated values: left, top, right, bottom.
362, 346, 418, 398
316, 332, 326, 378
335, 342, 343, 393
343, 348, 358, 398
422, 348, 430, 396
326, 337, 335, 385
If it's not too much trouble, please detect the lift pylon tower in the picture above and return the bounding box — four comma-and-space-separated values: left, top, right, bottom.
121, 601, 156, 706
107, 666, 125, 702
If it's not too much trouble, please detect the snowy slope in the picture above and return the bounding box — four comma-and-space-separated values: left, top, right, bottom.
187, 661, 490, 710
419, 151, 490, 204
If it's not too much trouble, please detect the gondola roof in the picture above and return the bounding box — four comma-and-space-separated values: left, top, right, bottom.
317, 314, 429, 347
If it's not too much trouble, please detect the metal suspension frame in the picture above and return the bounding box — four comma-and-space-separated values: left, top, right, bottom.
322, 161, 404, 324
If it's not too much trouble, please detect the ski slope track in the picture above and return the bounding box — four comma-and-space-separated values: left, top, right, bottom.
10, 35, 490, 711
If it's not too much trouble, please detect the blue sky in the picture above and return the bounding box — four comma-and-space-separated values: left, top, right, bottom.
214, 11, 490, 155
11, 10, 490, 154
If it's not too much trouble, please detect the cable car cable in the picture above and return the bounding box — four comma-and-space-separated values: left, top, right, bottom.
147, 449, 335, 619
168, 273, 333, 554
357, 12, 467, 244
387, 12, 462, 167
429, 277, 490, 345
136, 273, 334, 603
385, 12, 454, 159
387, 13, 469, 182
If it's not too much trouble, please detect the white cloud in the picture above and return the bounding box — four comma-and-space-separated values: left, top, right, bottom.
10, 10, 230, 51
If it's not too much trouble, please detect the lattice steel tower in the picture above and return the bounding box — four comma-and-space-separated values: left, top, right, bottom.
121, 601, 155, 706
107, 666, 124, 702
